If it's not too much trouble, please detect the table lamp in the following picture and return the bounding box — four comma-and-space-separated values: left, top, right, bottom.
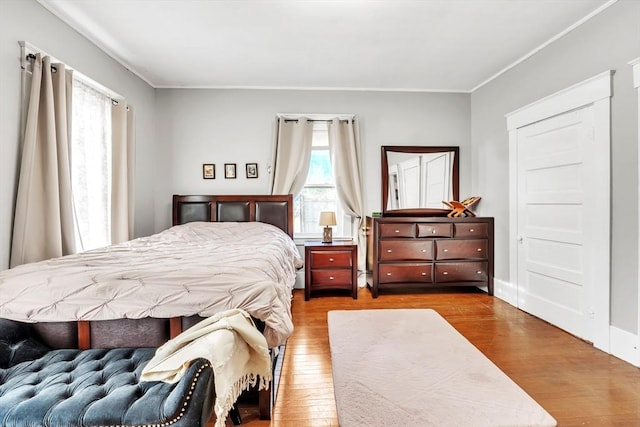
318, 211, 337, 243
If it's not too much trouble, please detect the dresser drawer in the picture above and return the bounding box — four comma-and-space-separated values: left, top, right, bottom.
311, 269, 352, 287
435, 261, 488, 282
417, 223, 452, 238
309, 251, 353, 268
379, 241, 433, 261
454, 223, 488, 238
379, 263, 432, 284
435, 239, 488, 260
379, 223, 415, 238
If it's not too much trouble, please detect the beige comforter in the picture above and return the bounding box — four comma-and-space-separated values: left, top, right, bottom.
0, 221, 303, 347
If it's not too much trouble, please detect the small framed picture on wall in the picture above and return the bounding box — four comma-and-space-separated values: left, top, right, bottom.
203, 164, 215, 179
224, 163, 237, 179
246, 163, 258, 179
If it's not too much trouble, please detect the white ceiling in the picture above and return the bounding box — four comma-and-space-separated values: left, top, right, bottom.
36, 0, 614, 92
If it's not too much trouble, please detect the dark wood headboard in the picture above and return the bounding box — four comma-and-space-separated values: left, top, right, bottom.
172, 194, 294, 238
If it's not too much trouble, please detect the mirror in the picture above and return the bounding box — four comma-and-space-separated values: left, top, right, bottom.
381, 146, 459, 216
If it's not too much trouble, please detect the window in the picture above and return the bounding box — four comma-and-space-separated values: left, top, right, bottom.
71, 79, 112, 251
294, 122, 351, 238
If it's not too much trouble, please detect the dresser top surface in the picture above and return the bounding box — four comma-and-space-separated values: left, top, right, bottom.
368, 216, 493, 224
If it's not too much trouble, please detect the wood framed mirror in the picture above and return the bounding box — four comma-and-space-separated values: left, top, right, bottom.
381, 146, 459, 217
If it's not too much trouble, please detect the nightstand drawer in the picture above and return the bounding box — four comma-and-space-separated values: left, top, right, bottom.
309, 251, 353, 268
311, 269, 352, 287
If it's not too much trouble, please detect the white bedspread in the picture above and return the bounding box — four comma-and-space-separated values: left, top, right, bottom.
0, 222, 303, 347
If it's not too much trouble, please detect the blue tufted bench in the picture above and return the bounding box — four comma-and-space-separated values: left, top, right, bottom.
0, 318, 216, 427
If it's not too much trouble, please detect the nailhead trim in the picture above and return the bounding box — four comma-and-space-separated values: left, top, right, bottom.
97, 362, 210, 427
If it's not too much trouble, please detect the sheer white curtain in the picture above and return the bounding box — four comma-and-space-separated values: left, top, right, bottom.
328, 118, 365, 275
11, 54, 76, 267
269, 117, 314, 195
71, 79, 112, 251
71, 81, 135, 249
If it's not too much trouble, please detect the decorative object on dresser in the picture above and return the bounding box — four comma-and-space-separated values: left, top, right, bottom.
305, 241, 357, 300
443, 196, 481, 218
318, 211, 337, 243
366, 216, 494, 298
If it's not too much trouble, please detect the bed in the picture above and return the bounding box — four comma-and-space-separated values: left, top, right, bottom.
0, 194, 302, 420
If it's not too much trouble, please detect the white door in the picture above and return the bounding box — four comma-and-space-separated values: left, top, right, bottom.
422, 153, 452, 208
516, 106, 597, 341
397, 157, 420, 208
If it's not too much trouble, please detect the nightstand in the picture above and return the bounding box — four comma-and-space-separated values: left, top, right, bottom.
305, 241, 357, 301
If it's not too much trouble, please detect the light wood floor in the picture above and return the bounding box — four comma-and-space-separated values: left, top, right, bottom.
215, 287, 640, 426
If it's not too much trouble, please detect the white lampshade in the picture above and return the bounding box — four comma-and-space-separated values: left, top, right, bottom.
318, 211, 337, 227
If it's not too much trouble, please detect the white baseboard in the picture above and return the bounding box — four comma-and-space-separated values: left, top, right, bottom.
493, 278, 517, 306
609, 326, 640, 367
294, 270, 305, 289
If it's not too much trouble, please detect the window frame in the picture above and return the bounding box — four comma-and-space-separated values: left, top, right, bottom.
293, 122, 352, 240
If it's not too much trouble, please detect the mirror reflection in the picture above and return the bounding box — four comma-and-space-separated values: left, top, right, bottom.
382, 146, 459, 216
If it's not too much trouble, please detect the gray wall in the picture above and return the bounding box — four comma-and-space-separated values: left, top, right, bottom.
471, 0, 640, 333
0, 0, 157, 270
154, 89, 470, 230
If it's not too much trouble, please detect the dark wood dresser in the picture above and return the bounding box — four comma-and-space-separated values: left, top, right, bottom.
366, 216, 494, 298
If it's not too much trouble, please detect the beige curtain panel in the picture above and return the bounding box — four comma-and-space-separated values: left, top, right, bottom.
328, 118, 366, 275
111, 103, 135, 243
11, 54, 76, 268
269, 117, 314, 195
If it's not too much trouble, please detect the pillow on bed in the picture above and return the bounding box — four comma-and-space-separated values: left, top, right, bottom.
0, 318, 51, 368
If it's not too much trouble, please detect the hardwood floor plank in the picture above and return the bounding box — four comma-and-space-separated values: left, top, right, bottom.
209, 287, 640, 426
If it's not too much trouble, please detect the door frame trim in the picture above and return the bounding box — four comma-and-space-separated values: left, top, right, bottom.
631, 57, 640, 365
506, 70, 613, 352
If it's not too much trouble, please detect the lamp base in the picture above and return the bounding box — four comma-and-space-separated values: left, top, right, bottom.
322, 226, 333, 243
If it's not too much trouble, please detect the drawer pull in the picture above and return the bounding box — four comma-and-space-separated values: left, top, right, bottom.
395, 229, 400, 233
387, 249, 392, 253
421, 249, 426, 252
443, 249, 448, 252
432, 230, 436, 234
421, 272, 427, 276
477, 248, 482, 252
329, 258, 335, 262
442, 271, 448, 275
386, 272, 392, 276
477, 271, 483, 274
329, 276, 334, 280
469, 228, 475, 232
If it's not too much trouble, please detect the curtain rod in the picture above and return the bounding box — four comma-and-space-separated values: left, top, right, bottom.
25, 53, 124, 107
282, 119, 351, 123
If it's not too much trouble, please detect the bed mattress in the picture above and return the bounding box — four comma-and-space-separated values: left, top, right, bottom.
0, 221, 303, 347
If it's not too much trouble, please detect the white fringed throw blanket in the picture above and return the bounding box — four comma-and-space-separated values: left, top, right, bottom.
141, 309, 272, 427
